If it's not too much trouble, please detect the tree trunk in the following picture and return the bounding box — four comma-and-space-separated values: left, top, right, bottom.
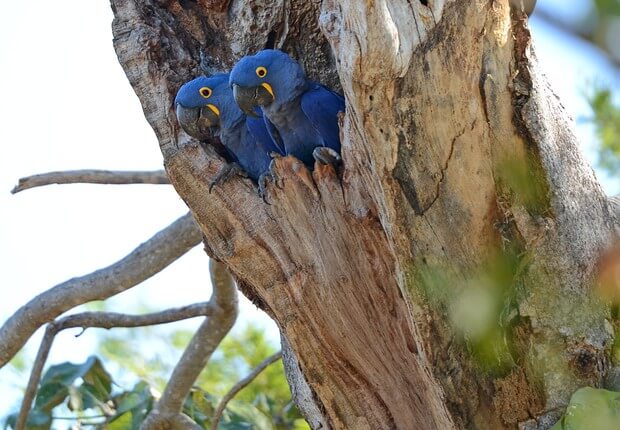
110, 1, 617, 428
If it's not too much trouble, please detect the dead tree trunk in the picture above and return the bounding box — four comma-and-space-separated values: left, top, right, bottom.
111, 1, 618, 428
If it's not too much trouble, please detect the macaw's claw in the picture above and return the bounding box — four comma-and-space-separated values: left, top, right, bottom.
209, 162, 247, 193
257, 173, 272, 205
268, 158, 284, 189
313, 147, 342, 167
269, 151, 283, 159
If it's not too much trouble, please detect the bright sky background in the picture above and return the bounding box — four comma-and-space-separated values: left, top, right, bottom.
0, 0, 618, 422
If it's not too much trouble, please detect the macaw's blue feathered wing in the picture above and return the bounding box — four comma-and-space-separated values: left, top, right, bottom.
300, 83, 345, 153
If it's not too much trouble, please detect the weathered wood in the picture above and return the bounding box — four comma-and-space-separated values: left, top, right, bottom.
111, 1, 617, 428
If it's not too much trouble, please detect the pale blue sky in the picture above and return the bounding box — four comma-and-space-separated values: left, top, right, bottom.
0, 0, 618, 423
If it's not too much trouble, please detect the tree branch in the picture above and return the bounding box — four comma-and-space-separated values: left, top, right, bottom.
11, 170, 169, 194
14, 302, 214, 430
142, 260, 238, 430
533, 6, 620, 69
210, 351, 282, 430
0, 212, 202, 369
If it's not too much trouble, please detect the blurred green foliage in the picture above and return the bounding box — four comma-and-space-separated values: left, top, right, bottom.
4, 325, 309, 430
550, 387, 620, 430
587, 87, 620, 176
415, 245, 525, 376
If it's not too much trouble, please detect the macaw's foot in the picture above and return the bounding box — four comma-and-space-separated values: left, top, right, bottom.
257, 172, 272, 204
268, 157, 285, 190
209, 162, 247, 193
312, 147, 342, 168
257, 153, 287, 203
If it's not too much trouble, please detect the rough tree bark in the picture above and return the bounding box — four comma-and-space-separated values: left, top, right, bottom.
110, 1, 618, 429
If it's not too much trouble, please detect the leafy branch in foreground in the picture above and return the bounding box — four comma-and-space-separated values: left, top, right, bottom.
5, 348, 305, 430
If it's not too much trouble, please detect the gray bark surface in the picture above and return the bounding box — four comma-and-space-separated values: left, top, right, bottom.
110, 1, 617, 428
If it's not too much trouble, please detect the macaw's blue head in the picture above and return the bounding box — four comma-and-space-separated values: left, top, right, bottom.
229, 49, 307, 117
175, 73, 243, 140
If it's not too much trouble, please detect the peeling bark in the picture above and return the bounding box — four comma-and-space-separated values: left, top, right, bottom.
110, 1, 616, 428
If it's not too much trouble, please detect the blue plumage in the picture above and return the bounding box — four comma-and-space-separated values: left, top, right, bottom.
229, 50, 345, 167
175, 73, 283, 182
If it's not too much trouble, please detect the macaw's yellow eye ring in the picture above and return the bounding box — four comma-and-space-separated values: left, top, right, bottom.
256, 66, 267, 78
199, 87, 212, 99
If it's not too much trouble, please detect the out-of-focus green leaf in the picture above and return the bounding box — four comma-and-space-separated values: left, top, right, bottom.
36, 356, 111, 413
34, 382, 68, 412
551, 387, 620, 430
107, 411, 133, 430
183, 388, 216, 427
82, 357, 112, 400
223, 399, 274, 430
8, 351, 27, 373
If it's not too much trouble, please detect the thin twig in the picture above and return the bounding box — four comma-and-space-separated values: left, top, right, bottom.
210, 351, 282, 430
0, 212, 202, 369
11, 170, 169, 194
14, 326, 57, 430
14, 303, 214, 430
141, 261, 239, 430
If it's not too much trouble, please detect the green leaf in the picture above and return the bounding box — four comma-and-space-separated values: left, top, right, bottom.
81, 358, 113, 400
34, 382, 69, 411
292, 419, 311, 430
109, 381, 154, 429
183, 388, 216, 426
36, 356, 112, 414
108, 411, 133, 430
552, 387, 620, 430
39, 361, 86, 387
224, 399, 274, 430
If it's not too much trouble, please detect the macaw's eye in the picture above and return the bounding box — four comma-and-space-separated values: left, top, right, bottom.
256, 66, 267, 78
199, 87, 212, 99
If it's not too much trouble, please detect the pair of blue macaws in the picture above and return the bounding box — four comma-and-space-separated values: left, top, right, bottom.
174, 49, 344, 196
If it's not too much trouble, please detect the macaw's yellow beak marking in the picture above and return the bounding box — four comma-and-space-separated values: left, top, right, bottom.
261, 83, 274, 99
207, 104, 220, 116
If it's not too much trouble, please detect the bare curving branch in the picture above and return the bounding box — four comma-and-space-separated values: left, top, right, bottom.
142, 259, 238, 429
0, 212, 202, 369
533, 6, 620, 68
210, 351, 282, 430
11, 169, 169, 194
14, 302, 214, 430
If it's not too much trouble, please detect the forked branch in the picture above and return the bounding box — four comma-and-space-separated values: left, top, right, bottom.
0, 212, 202, 368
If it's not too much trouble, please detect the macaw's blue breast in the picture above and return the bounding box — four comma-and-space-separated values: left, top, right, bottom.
218, 117, 282, 182
262, 82, 344, 167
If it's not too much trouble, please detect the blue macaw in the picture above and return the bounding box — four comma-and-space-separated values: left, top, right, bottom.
175, 73, 283, 190
228, 49, 344, 167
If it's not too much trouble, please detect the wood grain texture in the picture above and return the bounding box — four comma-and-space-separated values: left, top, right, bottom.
110, 1, 617, 428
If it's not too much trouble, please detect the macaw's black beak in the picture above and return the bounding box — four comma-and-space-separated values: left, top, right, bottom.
175, 104, 219, 140
232, 84, 274, 117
